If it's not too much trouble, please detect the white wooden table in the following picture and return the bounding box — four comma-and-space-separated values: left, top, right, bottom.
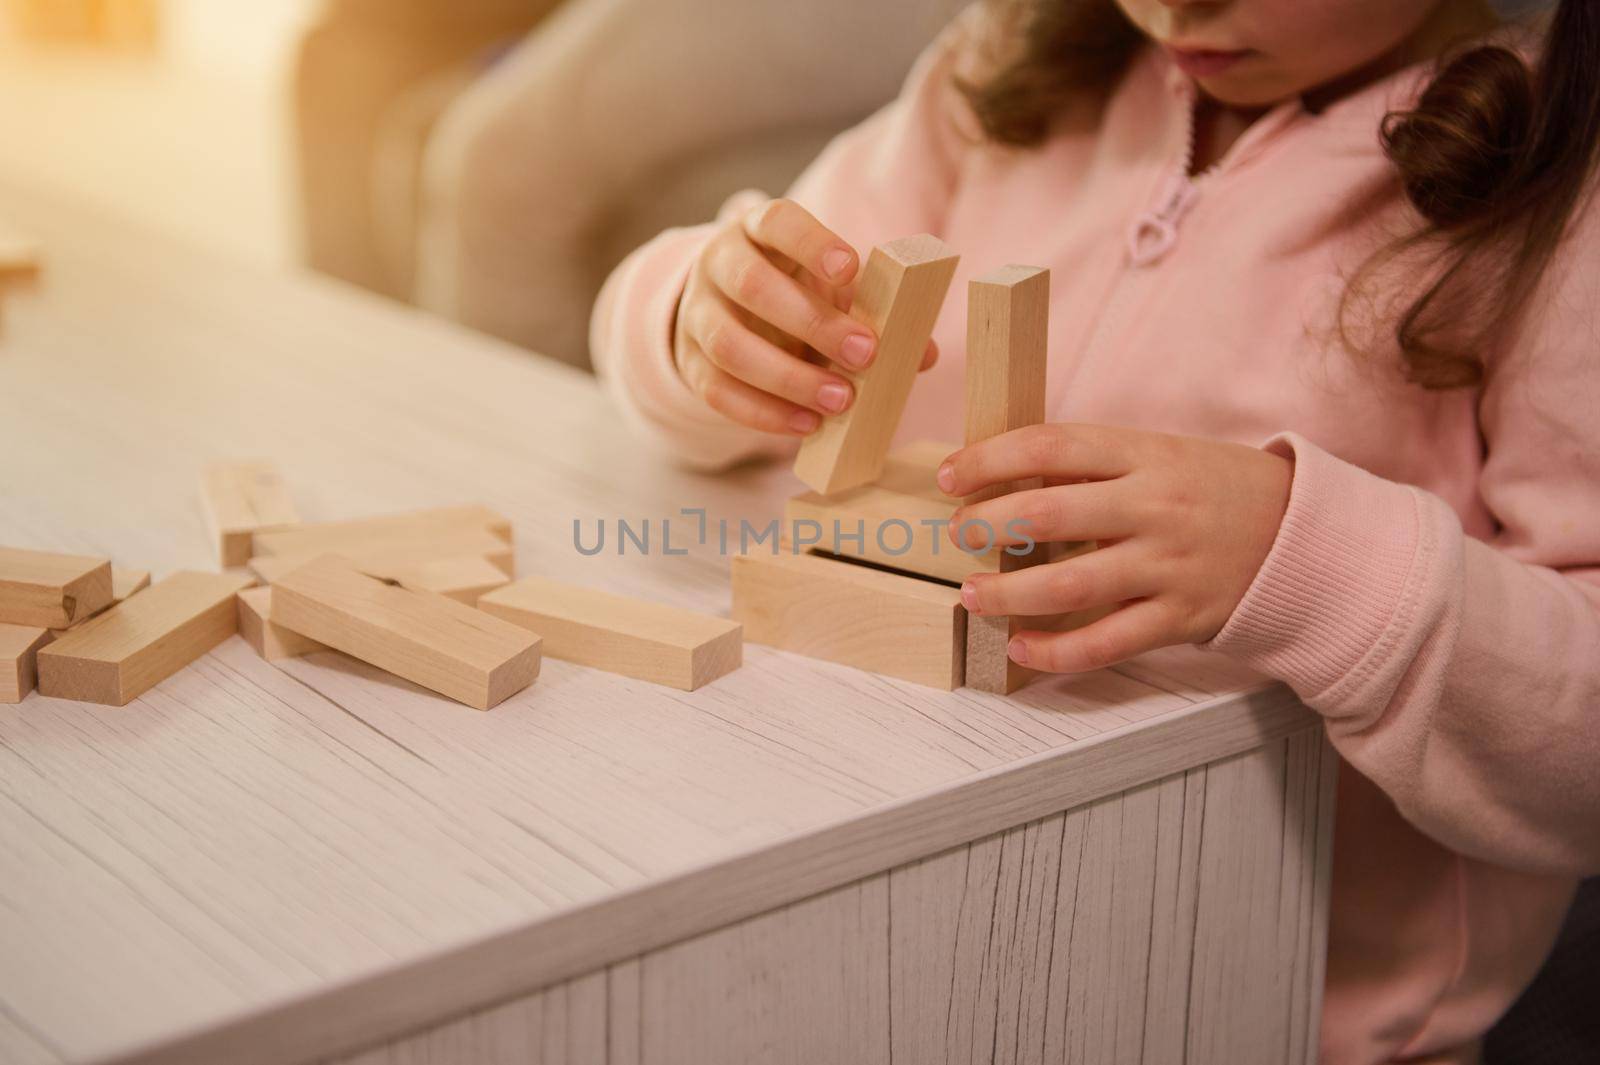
0, 182, 1335, 1065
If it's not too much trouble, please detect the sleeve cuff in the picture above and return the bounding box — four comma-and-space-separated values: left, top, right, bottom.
1201, 431, 1442, 716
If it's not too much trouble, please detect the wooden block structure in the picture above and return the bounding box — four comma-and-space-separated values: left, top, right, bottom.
731, 551, 966, 690
0, 547, 113, 629
787, 440, 1000, 585
270, 555, 540, 710
793, 235, 959, 495
478, 576, 741, 691
201, 461, 300, 568
963, 265, 1052, 694
0, 623, 53, 703
236, 586, 327, 661
37, 570, 253, 705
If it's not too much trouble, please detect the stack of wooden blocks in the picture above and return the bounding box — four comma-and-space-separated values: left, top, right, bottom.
732, 234, 1092, 694
2, 462, 744, 710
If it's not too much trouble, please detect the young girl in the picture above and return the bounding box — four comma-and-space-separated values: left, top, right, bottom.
591, 0, 1599, 1060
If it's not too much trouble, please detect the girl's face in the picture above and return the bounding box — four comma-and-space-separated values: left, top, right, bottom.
1112, 0, 1488, 106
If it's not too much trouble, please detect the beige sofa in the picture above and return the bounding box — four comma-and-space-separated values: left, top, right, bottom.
294, 0, 963, 369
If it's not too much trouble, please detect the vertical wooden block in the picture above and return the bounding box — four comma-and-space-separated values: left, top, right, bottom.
236, 586, 328, 661
0, 623, 53, 703
962, 265, 1050, 694
730, 551, 965, 690
201, 461, 300, 568
793, 235, 960, 496
269, 555, 541, 710
477, 576, 742, 691
0, 547, 114, 629
36, 570, 253, 705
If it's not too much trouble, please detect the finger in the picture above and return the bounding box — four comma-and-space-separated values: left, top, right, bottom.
686, 297, 855, 415
961, 545, 1155, 617
1009, 599, 1179, 673
743, 198, 859, 286
937, 424, 1137, 498
949, 480, 1137, 552
920, 337, 939, 372
709, 237, 878, 371
678, 342, 820, 435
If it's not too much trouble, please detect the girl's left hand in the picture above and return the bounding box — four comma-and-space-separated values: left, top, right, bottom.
937, 423, 1294, 674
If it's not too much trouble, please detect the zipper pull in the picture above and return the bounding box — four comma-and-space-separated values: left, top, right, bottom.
1127, 174, 1199, 266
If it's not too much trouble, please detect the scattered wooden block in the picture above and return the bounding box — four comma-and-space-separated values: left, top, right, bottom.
250, 530, 514, 584
270, 555, 540, 710
380, 555, 510, 605
478, 576, 741, 691
252, 504, 512, 559
963, 266, 1051, 694
792, 234, 959, 496
36, 570, 253, 705
235, 586, 327, 661
731, 551, 966, 690
49, 565, 154, 637
787, 440, 999, 585
0, 547, 114, 629
201, 461, 300, 568
0, 623, 53, 703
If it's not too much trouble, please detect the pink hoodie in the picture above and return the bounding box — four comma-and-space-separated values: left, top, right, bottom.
590, 9, 1600, 1062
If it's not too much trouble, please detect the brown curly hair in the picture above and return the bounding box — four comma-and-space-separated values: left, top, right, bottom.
957, 0, 1600, 390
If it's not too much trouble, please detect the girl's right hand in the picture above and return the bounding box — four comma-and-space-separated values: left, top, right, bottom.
672, 197, 938, 435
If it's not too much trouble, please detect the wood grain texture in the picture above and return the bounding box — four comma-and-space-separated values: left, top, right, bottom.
478, 576, 741, 691
269, 555, 540, 710
0, 621, 52, 702
0, 182, 1307, 1065
200, 460, 299, 568
963, 266, 1050, 694
731, 550, 966, 690
327, 731, 1334, 1065
35, 570, 251, 705
235, 585, 327, 661
0, 546, 112, 628
793, 235, 959, 495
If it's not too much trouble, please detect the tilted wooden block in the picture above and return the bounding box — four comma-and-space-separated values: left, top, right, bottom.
1, 623, 53, 703
250, 529, 514, 584
731, 551, 966, 690
0, 547, 114, 629
236, 586, 327, 661
270, 555, 540, 710
49, 566, 154, 637
37, 570, 254, 705
792, 235, 959, 496
787, 440, 1000, 585
478, 576, 741, 691
201, 461, 300, 568
963, 266, 1052, 694
252, 504, 512, 559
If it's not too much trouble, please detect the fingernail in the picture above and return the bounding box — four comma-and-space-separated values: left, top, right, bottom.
822, 248, 852, 280
936, 463, 955, 494
817, 382, 851, 413
840, 333, 874, 369
789, 410, 820, 433
960, 581, 980, 613
1008, 638, 1029, 665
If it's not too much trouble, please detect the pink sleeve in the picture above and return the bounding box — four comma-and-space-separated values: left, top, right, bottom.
1203, 205, 1600, 877
589, 6, 984, 470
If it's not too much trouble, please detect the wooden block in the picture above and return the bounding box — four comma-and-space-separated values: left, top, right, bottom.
787, 441, 1000, 585
201, 461, 300, 567
0, 623, 53, 703
477, 576, 741, 691
382, 555, 511, 605
270, 555, 540, 710
36, 570, 253, 705
792, 235, 959, 495
0, 547, 114, 628
48, 566, 154, 637
236, 586, 327, 661
0, 232, 41, 284
252, 504, 512, 559
731, 552, 965, 690
963, 266, 1051, 694
250, 531, 514, 585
